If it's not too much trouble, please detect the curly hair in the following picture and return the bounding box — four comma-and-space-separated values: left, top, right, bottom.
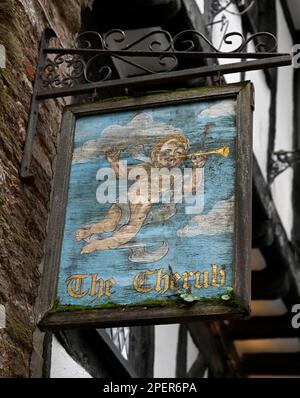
150, 134, 190, 164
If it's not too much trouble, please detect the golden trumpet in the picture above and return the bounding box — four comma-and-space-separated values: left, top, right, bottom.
178, 146, 230, 159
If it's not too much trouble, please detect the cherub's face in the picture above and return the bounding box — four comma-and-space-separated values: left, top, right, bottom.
156, 140, 186, 168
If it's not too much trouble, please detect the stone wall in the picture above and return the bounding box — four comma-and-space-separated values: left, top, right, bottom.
0, 0, 88, 377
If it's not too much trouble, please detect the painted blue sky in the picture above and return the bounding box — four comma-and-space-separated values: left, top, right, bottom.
57, 97, 237, 307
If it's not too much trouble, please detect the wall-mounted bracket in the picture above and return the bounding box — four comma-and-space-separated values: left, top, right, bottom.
20, 27, 292, 181
269, 149, 300, 183
20, 28, 57, 181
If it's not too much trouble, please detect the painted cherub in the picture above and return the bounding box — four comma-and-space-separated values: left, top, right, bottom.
75, 134, 206, 254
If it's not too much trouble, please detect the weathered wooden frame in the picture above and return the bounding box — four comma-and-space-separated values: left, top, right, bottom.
38, 82, 253, 331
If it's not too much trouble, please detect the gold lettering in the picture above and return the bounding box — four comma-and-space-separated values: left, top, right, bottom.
105, 278, 117, 297
90, 274, 104, 298
211, 264, 226, 287
133, 270, 154, 293
155, 268, 169, 294
67, 264, 227, 301
67, 274, 90, 298
203, 272, 210, 289
195, 272, 202, 289
182, 271, 193, 289
170, 272, 182, 291
67, 274, 116, 300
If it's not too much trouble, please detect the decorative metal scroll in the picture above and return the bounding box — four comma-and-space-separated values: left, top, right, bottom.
20, 27, 291, 180
269, 150, 300, 183
206, 0, 256, 50
208, 0, 255, 22
41, 28, 279, 90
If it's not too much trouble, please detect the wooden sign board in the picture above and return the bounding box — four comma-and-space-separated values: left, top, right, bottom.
39, 82, 253, 330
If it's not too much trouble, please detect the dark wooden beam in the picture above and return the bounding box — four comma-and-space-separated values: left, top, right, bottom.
97, 329, 138, 377
252, 156, 300, 311
281, 277, 300, 313
252, 219, 274, 248
176, 324, 187, 378
42, 332, 52, 378
128, 326, 155, 378
292, 64, 300, 266
55, 330, 109, 378
241, 353, 300, 375
188, 322, 228, 377
187, 354, 207, 378
253, 157, 292, 270
251, 268, 290, 300
56, 329, 137, 378
226, 315, 299, 340
280, 0, 298, 42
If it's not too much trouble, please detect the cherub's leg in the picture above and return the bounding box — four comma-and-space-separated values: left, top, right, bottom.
81, 202, 151, 254
75, 204, 122, 241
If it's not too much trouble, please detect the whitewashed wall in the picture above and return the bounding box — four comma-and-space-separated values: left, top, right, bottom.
271, 0, 294, 239
195, 0, 205, 15
246, 40, 271, 180
50, 336, 92, 378
211, 1, 243, 84
211, 0, 294, 239
187, 330, 199, 371
211, 3, 271, 179
153, 324, 202, 378
154, 324, 179, 377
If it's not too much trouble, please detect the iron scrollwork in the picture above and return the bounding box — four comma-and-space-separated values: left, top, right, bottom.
208, 0, 255, 22
42, 54, 85, 88
269, 150, 300, 183
206, 0, 256, 50
21, 25, 291, 181
40, 28, 278, 89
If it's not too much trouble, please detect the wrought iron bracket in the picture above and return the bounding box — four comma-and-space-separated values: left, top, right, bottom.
269, 149, 300, 183
20, 27, 292, 181
20, 28, 57, 181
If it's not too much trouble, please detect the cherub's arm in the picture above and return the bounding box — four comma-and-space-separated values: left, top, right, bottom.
106, 148, 145, 177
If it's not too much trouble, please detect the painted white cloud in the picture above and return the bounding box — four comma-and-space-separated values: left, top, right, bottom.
177, 196, 234, 237
199, 100, 236, 118
73, 113, 183, 164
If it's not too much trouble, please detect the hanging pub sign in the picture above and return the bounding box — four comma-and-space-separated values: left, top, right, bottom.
39, 82, 253, 330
